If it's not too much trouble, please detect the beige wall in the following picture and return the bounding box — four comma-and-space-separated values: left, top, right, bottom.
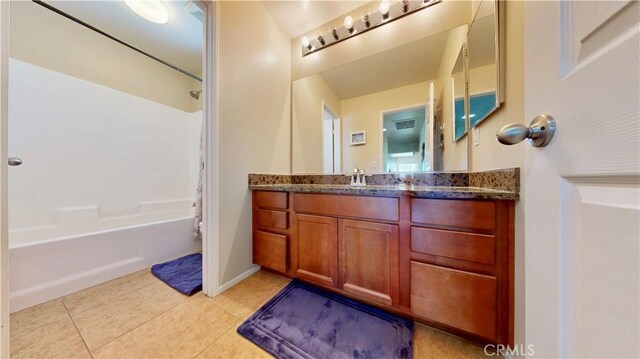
436, 25, 469, 171
292, 74, 341, 173
341, 81, 429, 172
291, 1, 470, 81
217, 1, 291, 284
10, 1, 201, 112
469, 64, 497, 95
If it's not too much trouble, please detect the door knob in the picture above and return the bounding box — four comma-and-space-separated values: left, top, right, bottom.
8, 157, 23, 166
496, 115, 556, 147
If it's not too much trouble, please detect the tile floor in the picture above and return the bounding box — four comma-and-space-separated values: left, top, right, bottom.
10, 269, 488, 358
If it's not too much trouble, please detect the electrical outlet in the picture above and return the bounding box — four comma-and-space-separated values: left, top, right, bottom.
372, 161, 378, 169
473, 127, 480, 146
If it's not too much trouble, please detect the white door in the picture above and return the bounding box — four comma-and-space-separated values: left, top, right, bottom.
322, 104, 341, 174
524, 1, 639, 358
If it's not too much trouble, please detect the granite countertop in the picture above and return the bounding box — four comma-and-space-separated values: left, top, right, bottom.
249, 183, 518, 200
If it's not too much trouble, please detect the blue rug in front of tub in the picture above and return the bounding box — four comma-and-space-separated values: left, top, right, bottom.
151, 253, 202, 295
238, 279, 414, 359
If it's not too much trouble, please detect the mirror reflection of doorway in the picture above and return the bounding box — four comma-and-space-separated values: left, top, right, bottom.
322, 103, 341, 174
382, 106, 426, 172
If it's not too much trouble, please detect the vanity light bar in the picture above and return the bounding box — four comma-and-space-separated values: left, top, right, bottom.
301, 0, 441, 56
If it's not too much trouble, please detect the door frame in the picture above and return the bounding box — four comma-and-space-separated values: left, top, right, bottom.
196, 0, 220, 298
321, 101, 341, 174
0, 1, 221, 354
379, 103, 427, 172
0, 0, 9, 356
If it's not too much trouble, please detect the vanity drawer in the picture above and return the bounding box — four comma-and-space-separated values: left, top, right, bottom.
253, 231, 287, 273
411, 261, 497, 340
411, 198, 495, 232
256, 209, 288, 229
255, 191, 288, 210
411, 227, 495, 265
293, 193, 399, 222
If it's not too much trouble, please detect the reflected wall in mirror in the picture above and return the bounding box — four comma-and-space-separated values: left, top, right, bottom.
292, 24, 469, 174
451, 46, 467, 142
467, 0, 501, 128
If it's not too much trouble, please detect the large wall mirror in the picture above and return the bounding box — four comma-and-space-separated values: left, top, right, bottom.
467, 0, 503, 128
292, 0, 503, 174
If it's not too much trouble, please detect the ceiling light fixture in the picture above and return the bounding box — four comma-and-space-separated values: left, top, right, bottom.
362, 13, 371, 28
379, 0, 390, 20
300, 0, 440, 56
301, 36, 312, 50
344, 16, 354, 34
126, 0, 169, 24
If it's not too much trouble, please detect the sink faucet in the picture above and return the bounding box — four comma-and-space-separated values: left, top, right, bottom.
347, 168, 369, 186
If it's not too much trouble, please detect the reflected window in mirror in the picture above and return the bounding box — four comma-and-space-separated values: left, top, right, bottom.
467, 0, 500, 127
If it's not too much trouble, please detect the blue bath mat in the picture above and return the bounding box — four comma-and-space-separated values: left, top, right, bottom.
151, 253, 202, 295
238, 280, 414, 359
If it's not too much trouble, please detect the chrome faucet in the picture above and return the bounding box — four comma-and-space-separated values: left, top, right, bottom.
347, 168, 369, 187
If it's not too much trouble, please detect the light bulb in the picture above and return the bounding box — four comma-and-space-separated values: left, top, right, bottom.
379, 0, 390, 15
344, 16, 354, 29
126, 0, 168, 24
301, 36, 310, 48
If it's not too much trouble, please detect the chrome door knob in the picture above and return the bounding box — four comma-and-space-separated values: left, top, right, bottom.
496, 115, 556, 147
8, 157, 23, 166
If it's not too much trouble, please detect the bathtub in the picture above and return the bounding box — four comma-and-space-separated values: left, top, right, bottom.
9, 211, 201, 313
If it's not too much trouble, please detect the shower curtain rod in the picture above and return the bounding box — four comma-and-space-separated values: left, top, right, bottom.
32, 0, 203, 83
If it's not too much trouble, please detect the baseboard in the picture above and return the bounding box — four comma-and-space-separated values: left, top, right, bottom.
217, 265, 260, 293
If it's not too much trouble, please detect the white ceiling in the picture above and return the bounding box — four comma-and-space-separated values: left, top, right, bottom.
318, 30, 450, 100
260, 1, 370, 38
44, 0, 203, 77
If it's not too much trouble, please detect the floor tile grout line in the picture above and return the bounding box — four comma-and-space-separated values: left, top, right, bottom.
63, 272, 160, 317
190, 321, 240, 359
210, 294, 253, 321
89, 294, 189, 354
62, 299, 94, 359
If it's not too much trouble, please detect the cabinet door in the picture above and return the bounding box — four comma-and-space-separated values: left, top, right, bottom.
295, 214, 338, 287
338, 219, 399, 306
411, 261, 497, 340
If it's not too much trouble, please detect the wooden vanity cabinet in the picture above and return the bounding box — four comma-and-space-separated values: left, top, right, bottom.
408, 198, 513, 345
252, 190, 514, 346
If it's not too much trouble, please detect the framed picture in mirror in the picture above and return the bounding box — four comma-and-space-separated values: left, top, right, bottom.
350, 131, 366, 146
